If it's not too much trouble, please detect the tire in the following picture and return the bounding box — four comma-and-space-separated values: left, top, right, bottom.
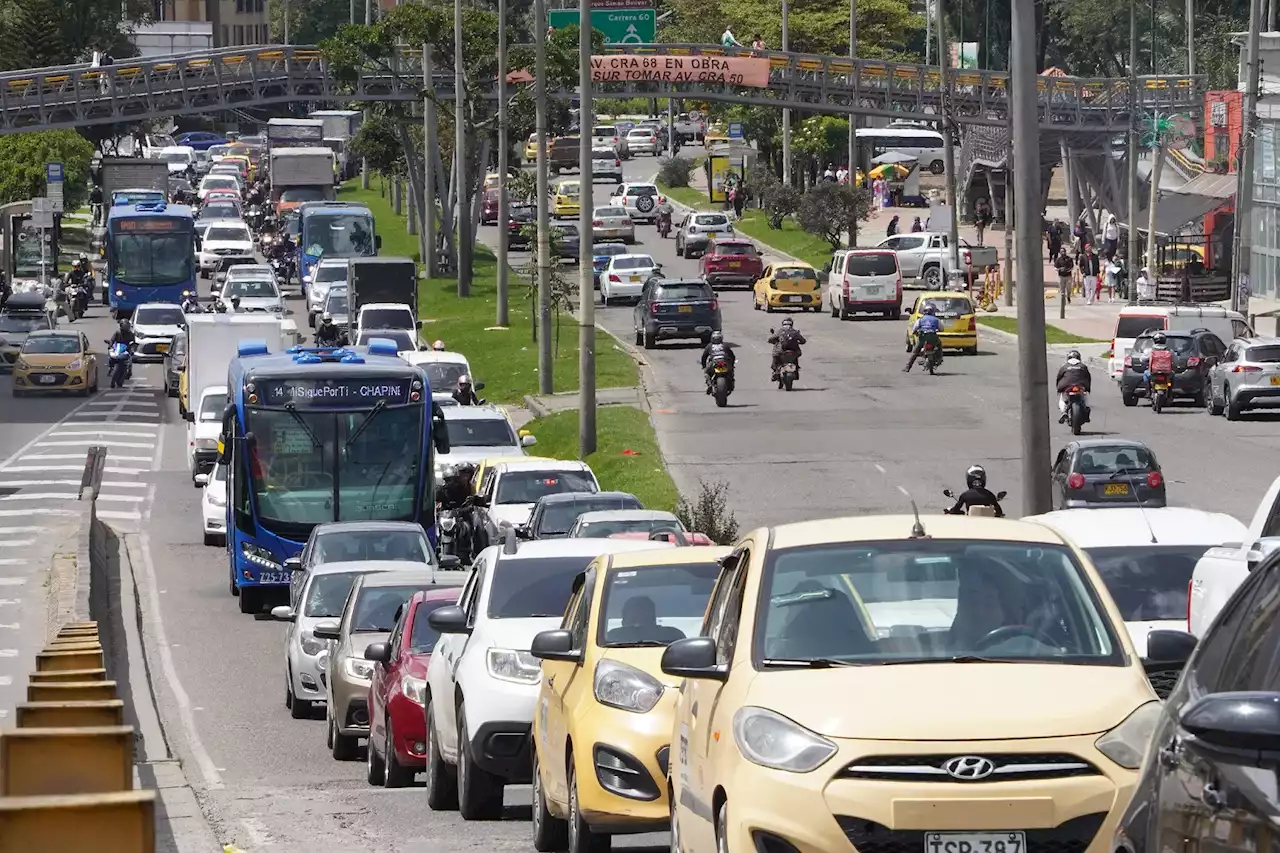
166, 383, 177, 398
929, 159, 946, 175
675, 241, 684, 258
765, 302, 774, 313
367, 719, 387, 784
288, 667, 309, 719
532, 746, 568, 852
238, 586, 258, 614
1070, 401, 1084, 436
1152, 390, 1164, 414
1208, 384, 1225, 416
713, 376, 729, 408
330, 707, 360, 761
384, 719, 414, 788
1121, 391, 1137, 407
203, 532, 216, 546
424, 700, 459, 810
922, 265, 942, 289
830, 300, 839, 318
1227, 393, 1243, 421
643, 329, 656, 349
229, 561, 238, 597
634, 328, 642, 346
457, 701, 504, 820
568, 763, 610, 853
782, 373, 794, 391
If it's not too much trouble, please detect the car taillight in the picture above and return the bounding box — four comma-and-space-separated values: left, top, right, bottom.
1233, 365, 1262, 372
609, 274, 621, 282
650, 301, 660, 314
1187, 356, 1201, 367
615, 160, 620, 167
1067, 473, 1085, 490
1147, 471, 1163, 488
843, 281, 850, 298
593, 220, 603, 227
968, 316, 976, 331
1123, 356, 1132, 367
710, 299, 719, 311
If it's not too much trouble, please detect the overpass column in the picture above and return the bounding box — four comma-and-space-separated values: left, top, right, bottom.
781, 0, 792, 185
1061, 139, 1080, 236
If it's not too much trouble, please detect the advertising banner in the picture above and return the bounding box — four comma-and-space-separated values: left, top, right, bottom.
591, 55, 771, 88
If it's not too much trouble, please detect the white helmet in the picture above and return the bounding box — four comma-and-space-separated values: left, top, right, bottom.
432, 340, 445, 351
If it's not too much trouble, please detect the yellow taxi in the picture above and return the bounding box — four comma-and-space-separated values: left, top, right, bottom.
178, 359, 191, 416
12, 330, 99, 396
470, 454, 551, 495
525, 133, 552, 163
905, 290, 979, 354
704, 125, 730, 146
663, 514, 1168, 853
753, 263, 823, 312
553, 180, 581, 219
530, 546, 729, 850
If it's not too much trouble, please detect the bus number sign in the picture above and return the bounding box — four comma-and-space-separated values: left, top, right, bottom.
254, 377, 412, 406
117, 218, 182, 232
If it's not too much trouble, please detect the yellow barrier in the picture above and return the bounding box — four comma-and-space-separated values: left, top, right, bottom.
45, 638, 102, 650
27, 681, 118, 703
59, 621, 97, 631
56, 627, 98, 639
0, 726, 134, 795
30, 668, 107, 683
15, 700, 125, 728
36, 648, 104, 672
0, 790, 156, 853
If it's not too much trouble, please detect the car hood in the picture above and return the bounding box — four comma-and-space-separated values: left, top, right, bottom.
17, 352, 83, 368
341, 629, 393, 663
490, 503, 534, 528
744, 663, 1154, 740
486, 617, 562, 652
203, 241, 254, 252
134, 323, 183, 338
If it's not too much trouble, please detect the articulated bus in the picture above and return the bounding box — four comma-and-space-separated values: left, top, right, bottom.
218, 339, 449, 613
105, 201, 197, 315
296, 201, 379, 291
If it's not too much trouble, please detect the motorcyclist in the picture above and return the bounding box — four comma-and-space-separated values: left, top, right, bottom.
453, 375, 482, 406
1143, 331, 1173, 388
315, 312, 344, 346
656, 198, 674, 235
768, 317, 805, 380
946, 465, 1005, 517
108, 318, 135, 348
904, 304, 943, 372
434, 463, 476, 510
699, 330, 736, 394
181, 292, 202, 313
1055, 348, 1092, 423
66, 259, 89, 305
89, 184, 104, 226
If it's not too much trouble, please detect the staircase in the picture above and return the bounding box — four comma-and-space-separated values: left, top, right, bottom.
957, 126, 1057, 223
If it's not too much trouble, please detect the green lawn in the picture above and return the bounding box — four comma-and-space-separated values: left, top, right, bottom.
337, 179, 638, 404
659, 184, 710, 210
977, 315, 1105, 344
520, 406, 680, 511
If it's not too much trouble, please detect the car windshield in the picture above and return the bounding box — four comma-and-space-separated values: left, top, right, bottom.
1084, 545, 1208, 621
540, 496, 642, 536
314, 529, 430, 564
325, 293, 349, 314
0, 314, 50, 333
282, 187, 327, 203
487, 556, 595, 618
134, 306, 185, 326
848, 253, 898, 275
21, 335, 79, 354
575, 517, 685, 538
199, 204, 240, 220
595, 207, 628, 218
656, 284, 712, 301
755, 540, 1121, 665
408, 599, 453, 652
1074, 446, 1156, 475
315, 265, 347, 284
303, 572, 359, 618
304, 213, 377, 258
496, 470, 598, 504
225, 279, 277, 298
199, 392, 227, 422
418, 361, 468, 390
444, 418, 516, 448
613, 256, 654, 270
597, 561, 720, 646
921, 297, 972, 318
594, 243, 627, 257
353, 585, 423, 632
360, 308, 412, 330
206, 226, 250, 242
204, 177, 237, 189
357, 330, 414, 351
1115, 316, 1166, 339
694, 214, 728, 226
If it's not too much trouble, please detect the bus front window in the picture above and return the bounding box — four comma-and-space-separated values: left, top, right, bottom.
337, 406, 422, 521
110, 232, 195, 285
245, 408, 338, 528
304, 214, 376, 258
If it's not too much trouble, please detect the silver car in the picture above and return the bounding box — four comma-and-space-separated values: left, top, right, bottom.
675, 211, 735, 259
1207, 336, 1280, 419
590, 205, 635, 244
591, 147, 623, 184
308, 258, 349, 327
626, 127, 661, 156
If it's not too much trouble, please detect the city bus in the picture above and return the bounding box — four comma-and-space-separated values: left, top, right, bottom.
855, 127, 948, 174
218, 338, 449, 613
105, 201, 197, 315
296, 201, 379, 292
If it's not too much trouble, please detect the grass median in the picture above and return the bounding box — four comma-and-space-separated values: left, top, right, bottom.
977, 315, 1105, 344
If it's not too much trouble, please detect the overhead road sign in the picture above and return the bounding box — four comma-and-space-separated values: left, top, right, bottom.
548, 9, 655, 45
590, 0, 655, 8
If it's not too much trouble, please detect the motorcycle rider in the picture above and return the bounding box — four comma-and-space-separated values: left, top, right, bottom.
1055, 348, 1092, 423
107, 318, 136, 379
904, 304, 943, 372
946, 465, 1005, 517
66, 259, 90, 313
89, 183, 104, 227
453, 375, 482, 406
1143, 330, 1173, 389
656, 197, 674, 236
768, 317, 806, 381
699, 330, 736, 394
181, 292, 203, 313
315, 312, 345, 347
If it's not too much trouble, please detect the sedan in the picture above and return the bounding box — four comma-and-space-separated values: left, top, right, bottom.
592, 241, 629, 287
507, 204, 535, 249
481, 189, 501, 225
196, 461, 227, 546
590, 205, 635, 243
591, 147, 623, 184
1051, 438, 1167, 509
554, 223, 580, 264
601, 254, 660, 305
626, 127, 661, 155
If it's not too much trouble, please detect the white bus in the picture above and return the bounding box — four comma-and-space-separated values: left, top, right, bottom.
856, 127, 947, 175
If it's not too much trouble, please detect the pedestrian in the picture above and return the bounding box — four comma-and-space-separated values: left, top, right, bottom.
1105, 256, 1122, 302
822, 164, 836, 182
835, 165, 848, 184
1102, 214, 1119, 259
1072, 215, 1090, 255
910, 216, 923, 232
1079, 244, 1100, 304
751, 33, 765, 51
732, 186, 745, 219
721, 27, 742, 47
1180, 265, 1193, 303
1136, 266, 1156, 300
973, 197, 991, 246
886, 214, 900, 237
1054, 249, 1075, 304
1047, 220, 1062, 262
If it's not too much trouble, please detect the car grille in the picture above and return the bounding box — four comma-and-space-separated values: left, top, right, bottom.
1146, 667, 1181, 699
25, 372, 68, 386
837, 813, 1107, 853
836, 753, 1101, 782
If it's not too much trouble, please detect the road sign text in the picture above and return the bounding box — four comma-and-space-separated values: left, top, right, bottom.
590, 55, 771, 88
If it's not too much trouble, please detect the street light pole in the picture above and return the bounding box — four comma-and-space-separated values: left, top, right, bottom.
362, 0, 372, 190
781, 0, 791, 185
423, 43, 436, 277
454, 0, 471, 297
1126, 0, 1140, 305
1011, 0, 1052, 515
496, 0, 509, 326
935, 0, 960, 278
847, 0, 858, 246
578, 7, 597, 456
1233, 0, 1263, 314
535, 0, 552, 393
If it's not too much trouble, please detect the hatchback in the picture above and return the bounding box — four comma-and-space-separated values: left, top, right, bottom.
590, 205, 635, 244
676, 212, 734, 258
753, 263, 823, 312
481, 189, 500, 225
700, 238, 762, 288
521, 491, 644, 540
1119, 329, 1225, 408
1050, 438, 1167, 509
592, 241, 629, 287
600, 254, 660, 305
590, 147, 623, 183
626, 127, 661, 155
1206, 335, 1280, 419
904, 292, 978, 353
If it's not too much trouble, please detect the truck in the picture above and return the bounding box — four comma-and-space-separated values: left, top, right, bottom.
266, 118, 325, 147
1189, 475, 1280, 638
268, 148, 336, 216
98, 158, 170, 203
308, 111, 364, 179
182, 314, 287, 484
348, 257, 418, 329
875, 232, 1000, 290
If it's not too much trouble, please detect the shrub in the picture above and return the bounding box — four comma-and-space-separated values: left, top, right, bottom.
675, 479, 739, 545
795, 182, 874, 247
656, 156, 696, 188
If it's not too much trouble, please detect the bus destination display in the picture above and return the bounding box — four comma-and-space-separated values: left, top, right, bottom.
117, 217, 186, 232
255, 377, 412, 406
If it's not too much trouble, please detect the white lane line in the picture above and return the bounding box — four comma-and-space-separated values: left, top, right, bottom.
240, 818, 275, 847
0, 650, 19, 657
0, 466, 146, 475
0, 541, 36, 548
0, 564, 27, 570
0, 576, 27, 582
0, 394, 129, 472
0, 528, 44, 535
0, 480, 147, 488
0, 509, 76, 518
0, 676, 11, 686
96, 510, 142, 520
0, 599, 21, 606
52, 430, 157, 438
95, 494, 146, 503
0, 493, 75, 502
19, 454, 151, 462
34, 440, 154, 448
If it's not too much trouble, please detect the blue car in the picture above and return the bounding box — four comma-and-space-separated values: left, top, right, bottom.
592, 241, 629, 288
174, 131, 229, 151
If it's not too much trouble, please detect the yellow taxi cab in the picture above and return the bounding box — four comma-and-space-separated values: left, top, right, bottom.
753, 263, 823, 312
484, 173, 502, 190
905, 290, 979, 354
178, 357, 191, 416
704, 125, 730, 146
663, 514, 1168, 853
525, 133, 552, 162
12, 329, 99, 397
214, 154, 251, 183
553, 180, 581, 219
530, 546, 730, 850
470, 454, 551, 495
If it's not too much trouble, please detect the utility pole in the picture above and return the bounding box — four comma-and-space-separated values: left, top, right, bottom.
1003, 140, 1013, 306
1010, 0, 1051, 516
454, 0, 471, 297
578, 8, 597, 456
495, 0, 510, 326
283, 0, 290, 44
1186, 0, 1196, 76
935, 0, 960, 283
781, 0, 792, 185
423, 44, 436, 277
847, 0, 858, 245
1270, 0, 1276, 34
361, 0, 372, 190
1126, 0, 1140, 305
535, 0, 553, 393
1233, 0, 1262, 315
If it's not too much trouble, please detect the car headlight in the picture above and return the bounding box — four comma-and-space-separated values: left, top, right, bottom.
300, 633, 325, 656
195, 438, 218, 451
440, 515, 457, 532
1095, 700, 1162, 769
402, 676, 427, 705
345, 657, 375, 680
14, 359, 28, 370
316, 649, 329, 672
240, 541, 280, 570
486, 648, 541, 684
66, 359, 83, 370
303, 274, 312, 283
593, 659, 663, 713
732, 706, 838, 773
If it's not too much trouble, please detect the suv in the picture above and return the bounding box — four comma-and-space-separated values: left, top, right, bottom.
610, 182, 662, 223
626, 126, 662, 156
701, 238, 763, 288
0, 293, 56, 370
519, 491, 643, 540
590, 125, 629, 159
634, 277, 721, 348
307, 258, 349, 327
1206, 336, 1280, 419
675, 211, 735, 259
1119, 329, 1225, 408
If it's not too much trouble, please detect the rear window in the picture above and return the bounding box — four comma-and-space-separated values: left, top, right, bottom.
1085, 546, 1208, 621
775, 267, 818, 282
1247, 345, 1280, 363
627, 185, 658, 197
1135, 336, 1194, 354
846, 253, 898, 276
921, 297, 972, 317
591, 149, 616, 159
1115, 315, 1166, 339
1073, 446, 1156, 475
593, 126, 618, 136
694, 214, 728, 226
657, 283, 712, 300
713, 242, 755, 255
593, 243, 627, 256
613, 256, 654, 270
540, 495, 643, 535
595, 207, 628, 218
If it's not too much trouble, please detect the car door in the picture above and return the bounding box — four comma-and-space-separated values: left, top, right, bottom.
634, 280, 653, 332
542, 569, 596, 803
430, 561, 485, 755
370, 603, 408, 751
1050, 448, 1069, 508
1219, 344, 1241, 398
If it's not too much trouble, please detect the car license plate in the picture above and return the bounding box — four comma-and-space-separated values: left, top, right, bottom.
925, 832, 1025, 853
39, 375, 56, 384
728, 261, 741, 268
156, 343, 169, 352
949, 320, 965, 331
786, 295, 804, 302
1103, 483, 1130, 496
678, 305, 693, 312
863, 286, 881, 295
258, 571, 289, 584
1271, 376, 1280, 386
630, 276, 640, 282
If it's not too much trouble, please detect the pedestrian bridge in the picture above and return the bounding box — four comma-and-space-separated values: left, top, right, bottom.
0, 42, 1203, 135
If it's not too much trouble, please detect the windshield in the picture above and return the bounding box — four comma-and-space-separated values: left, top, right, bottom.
110, 230, 195, 287
921, 297, 973, 317
595, 207, 628, 218
0, 314, 50, 334
361, 307, 413, 330
848, 253, 898, 275
199, 392, 227, 422
283, 187, 327, 203
325, 293, 349, 314
593, 244, 627, 257
1085, 546, 1206, 622
1073, 446, 1156, 475
225, 279, 278, 299
21, 335, 79, 354
245, 405, 424, 533
575, 516, 684, 538
419, 361, 468, 391
1116, 316, 1166, 339
315, 265, 347, 284
199, 204, 241, 220
304, 572, 358, 618
313, 528, 430, 564
160, 151, 191, 163
755, 540, 1121, 665
203, 177, 237, 190
496, 470, 597, 504
487, 557, 594, 618
357, 330, 414, 351
134, 306, 185, 326
353, 585, 423, 632
206, 226, 250, 242
444, 418, 516, 448
540, 496, 642, 536
613, 256, 654, 270
409, 599, 453, 652
597, 561, 720, 646
303, 213, 376, 258
694, 214, 728, 226
656, 284, 712, 301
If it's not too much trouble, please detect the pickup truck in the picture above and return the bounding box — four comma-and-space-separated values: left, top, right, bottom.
674, 112, 706, 143
550, 137, 582, 175
876, 232, 999, 290
1189, 474, 1280, 637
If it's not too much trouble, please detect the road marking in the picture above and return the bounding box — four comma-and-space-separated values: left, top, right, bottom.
0, 650, 18, 657
95, 494, 146, 503
0, 623, 18, 630
0, 479, 146, 488
0, 465, 145, 474
52, 430, 157, 439
0, 599, 20, 606
0, 576, 26, 582
240, 817, 275, 847
0, 541, 35, 548
0, 676, 11, 686
0, 493, 75, 502
0, 509, 76, 518
20, 453, 150, 462
34, 440, 155, 448
96, 510, 143, 521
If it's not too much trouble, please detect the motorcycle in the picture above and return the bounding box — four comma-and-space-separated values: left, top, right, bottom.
438, 508, 467, 564
106, 341, 133, 388
1064, 385, 1090, 435
942, 488, 1008, 516
1149, 372, 1172, 413
776, 349, 800, 391
270, 255, 295, 286
707, 356, 733, 407
921, 338, 943, 375
246, 205, 264, 233
64, 283, 84, 321
657, 210, 672, 238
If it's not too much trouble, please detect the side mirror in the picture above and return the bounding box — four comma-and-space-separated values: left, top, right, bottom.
1246, 538, 1280, 571
1181, 692, 1280, 754
427, 605, 471, 635
183, 409, 195, 423
943, 489, 954, 498
312, 620, 340, 641
438, 554, 462, 569
1143, 629, 1198, 672
269, 605, 295, 622
284, 556, 303, 572
515, 525, 531, 540
375, 235, 383, 249
660, 637, 726, 681
416, 320, 423, 329
474, 381, 486, 391
363, 642, 392, 664
194, 473, 209, 486
530, 629, 582, 663
521, 434, 538, 447
996, 491, 1008, 500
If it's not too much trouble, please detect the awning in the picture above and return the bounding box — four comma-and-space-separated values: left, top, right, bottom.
1168, 172, 1236, 199
706, 142, 756, 157
871, 150, 918, 165
1124, 193, 1230, 237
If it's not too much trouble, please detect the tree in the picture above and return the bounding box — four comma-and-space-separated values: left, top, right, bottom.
0, 130, 95, 210
795, 182, 874, 248
7, 0, 64, 70
271, 0, 351, 44
349, 112, 410, 177
0, 0, 149, 71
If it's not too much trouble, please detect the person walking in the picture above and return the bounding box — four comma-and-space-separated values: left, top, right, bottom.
1102, 214, 1120, 259
886, 214, 900, 237
910, 216, 924, 233
751, 33, 765, 51
1080, 244, 1101, 304
1054, 249, 1075, 304
973, 197, 992, 246
721, 27, 742, 47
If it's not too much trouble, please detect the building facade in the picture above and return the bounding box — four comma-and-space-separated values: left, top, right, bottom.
150, 0, 269, 48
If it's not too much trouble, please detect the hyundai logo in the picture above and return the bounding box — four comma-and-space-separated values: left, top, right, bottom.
942, 756, 997, 780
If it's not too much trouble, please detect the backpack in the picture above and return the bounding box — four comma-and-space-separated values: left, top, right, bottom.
1148, 347, 1174, 374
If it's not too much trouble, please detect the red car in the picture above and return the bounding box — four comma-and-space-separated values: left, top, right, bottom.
701, 238, 763, 288
481, 189, 500, 225
364, 587, 460, 787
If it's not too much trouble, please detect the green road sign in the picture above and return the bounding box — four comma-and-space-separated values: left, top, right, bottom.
547, 9, 655, 45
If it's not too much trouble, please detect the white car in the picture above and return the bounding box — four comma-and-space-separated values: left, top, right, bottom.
308, 258, 349, 327
590, 205, 635, 244
626, 127, 661, 156
196, 461, 228, 547
474, 459, 601, 530
356, 303, 418, 337
422, 537, 674, 819
590, 147, 623, 184
197, 174, 242, 202
158, 145, 196, 175
435, 405, 536, 478
219, 274, 284, 316
130, 302, 186, 363
355, 328, 418, 353
197, 222, 255, 278
187, 385, 228, 485
565, 508, 686, 538
402, 350, 472, 395
610, 182, 663, 223
600, 253, 659, 305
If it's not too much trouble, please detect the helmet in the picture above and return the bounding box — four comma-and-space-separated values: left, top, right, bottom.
1067, 349, 1081, 360
118, 318, 130, 332
923, 304, 937, 315
454, 462, 476, 481
1152, 331, 1167, 346
321, 312, 332, 322
710, 331, 723, 344
458, 374, 472, 386
78, 253, 88, 262
432, 340, 445, 351
780, 318, 794, 328
965, 465, 987, 490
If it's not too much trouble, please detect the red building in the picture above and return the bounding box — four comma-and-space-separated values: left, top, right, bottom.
1204, 90, 1244, 171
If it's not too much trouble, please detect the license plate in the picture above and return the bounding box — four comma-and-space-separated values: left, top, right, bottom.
678, 305, 693, 312
948, 320, 965, 331
714, 365, 728, 373
786, 295, 804, 302
1152, 380, 1170, 390
156, 344, 169, 352
1271, 376, 1280, 386
258, 571, 290, 584
39, 375, 56, 384
630, 276, 640, 282
925, 832, 1025, 853
1103, 483, 1130, 496
862, 286, 881, 295
728, 261, 741, 268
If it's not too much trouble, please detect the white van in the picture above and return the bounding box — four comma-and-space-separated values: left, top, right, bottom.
825, 248, 902, 320
158, 145, 196, 175
1108, 303, 1253, 380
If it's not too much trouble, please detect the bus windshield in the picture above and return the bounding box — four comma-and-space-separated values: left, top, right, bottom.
303, 213, 376, 258
110, 222, 195, 286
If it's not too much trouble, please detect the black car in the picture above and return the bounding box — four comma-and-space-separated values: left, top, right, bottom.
633, 278, 721, 349
163, 329, 187, 398
520, 491, 642, 540
1119, 328, 1225, 407
554, 223, 580, 264
1050, 438, 1166, 509
507, 205, 535, 249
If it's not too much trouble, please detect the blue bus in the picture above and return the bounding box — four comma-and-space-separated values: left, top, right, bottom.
297, 201, 379, 292
105, 202, 197, 315
218, 339, 448, 613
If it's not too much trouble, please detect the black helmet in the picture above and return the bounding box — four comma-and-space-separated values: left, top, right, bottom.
923, 304, 937, 315
1067, 348, 1081, 361
117, 318, 130, 332
1152, 331, 1167, 346
965, 464, 987, 489
780, 317, 794, 328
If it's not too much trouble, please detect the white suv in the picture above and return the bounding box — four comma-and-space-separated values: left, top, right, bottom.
422, 537, 674, 819
609, 182, 663, 223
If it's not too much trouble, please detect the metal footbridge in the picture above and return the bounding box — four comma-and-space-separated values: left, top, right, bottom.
0, 43, 1203, 136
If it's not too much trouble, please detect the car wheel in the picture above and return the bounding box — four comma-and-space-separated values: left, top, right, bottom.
643, 329, 656, 349
532, 745, 568, 852
1227, 393, 1244, 421
288, 666, 309, 719
923, 265, 942, 289
424, 700, 459, 810
384, 718, 414, 788
1192, 378, 1207, 408
457, 700, 504, 820
676, 241, 684, 257
1121, 391, 1138, 407
634, 327, 643, 346
830, 299, 839, 318
568, 762, 610, 853
330, 707, 360, 761
366, 717, 386, 785
1208, 382, 1225, 416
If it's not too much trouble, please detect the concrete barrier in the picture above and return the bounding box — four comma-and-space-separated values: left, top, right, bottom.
44, 639, 103, 651
27, 680, 118, 703
15, 700, 125, 728
35, 648, 105, 672
29, 668, 108, 683
0, 725, 135, 796
0, 790, 157, 853
60, 621, 98, 631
